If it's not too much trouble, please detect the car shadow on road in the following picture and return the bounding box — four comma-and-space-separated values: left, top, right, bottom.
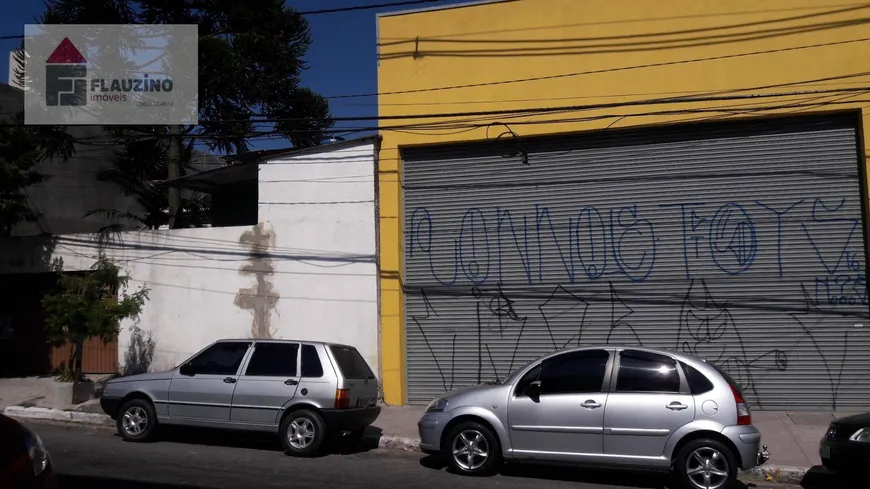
418, 454, 759, 488
117, 425, 382, 456
800, 466, 861, 488
58, 474, 207, 489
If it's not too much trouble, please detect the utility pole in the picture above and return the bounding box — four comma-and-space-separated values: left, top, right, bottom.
167, 125, 182, 229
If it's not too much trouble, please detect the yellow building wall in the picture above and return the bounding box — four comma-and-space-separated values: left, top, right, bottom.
376, 0, 870, 405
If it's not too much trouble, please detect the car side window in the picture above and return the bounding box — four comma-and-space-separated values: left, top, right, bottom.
301, 344, 324, 378
616, 350, 681, 393
245, 343, 299, 377
188, 342, 251, 376
514, 364, 542, 397
538, 350, 610, 395
681, 362, 714, 395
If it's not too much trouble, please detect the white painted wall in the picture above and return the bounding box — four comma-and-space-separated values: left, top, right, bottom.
258, 141, 379, 374
0, 141, 380, 379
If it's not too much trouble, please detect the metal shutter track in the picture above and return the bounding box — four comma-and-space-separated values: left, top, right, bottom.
402, 115, 870, 410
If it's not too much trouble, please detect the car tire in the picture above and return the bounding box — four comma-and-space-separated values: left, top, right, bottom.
116, 398, 158, 443
674, 438, 738, 489
280, 409, 326, 457
443, 421, 502, 477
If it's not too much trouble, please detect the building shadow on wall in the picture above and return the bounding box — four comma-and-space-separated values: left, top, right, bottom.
0, 235, 60, 378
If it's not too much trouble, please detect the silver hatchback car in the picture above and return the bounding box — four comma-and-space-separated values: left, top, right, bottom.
100, 339, 380, 456
418, 346, 769, 489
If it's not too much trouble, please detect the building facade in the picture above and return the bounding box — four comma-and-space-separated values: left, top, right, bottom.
0, 138, 381, 380
376, 0, 870, 409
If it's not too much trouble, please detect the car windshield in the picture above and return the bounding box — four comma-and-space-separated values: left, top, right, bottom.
499, 354, 549, 385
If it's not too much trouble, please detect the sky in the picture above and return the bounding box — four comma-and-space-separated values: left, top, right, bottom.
0, 0, 471, 152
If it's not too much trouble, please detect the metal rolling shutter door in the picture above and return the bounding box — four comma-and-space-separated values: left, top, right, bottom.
402, 114, 870, 410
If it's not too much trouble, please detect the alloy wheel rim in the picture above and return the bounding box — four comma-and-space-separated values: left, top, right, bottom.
288, 418, 316, 449
685, 447, 729, 489
452, 429, 489, 471
122, 406, 148, 436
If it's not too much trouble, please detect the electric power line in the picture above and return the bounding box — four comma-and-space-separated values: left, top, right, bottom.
0, 0, 447, 40
6, 32, 870, 103
299, 0, 445, 15
5, 86, 870, 131
354, 36, 870, 99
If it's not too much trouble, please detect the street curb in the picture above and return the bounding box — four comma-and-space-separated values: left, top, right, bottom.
377, 434, 422, 452
741, 465, 808, 484
3, 406, 114, 426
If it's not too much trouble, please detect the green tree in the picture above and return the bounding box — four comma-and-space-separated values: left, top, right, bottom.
40, 0, 334, 229
42, 256, 150, 381
0, 110, 76, 236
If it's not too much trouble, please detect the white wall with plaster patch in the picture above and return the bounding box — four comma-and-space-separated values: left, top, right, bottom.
0, 139, 380, 380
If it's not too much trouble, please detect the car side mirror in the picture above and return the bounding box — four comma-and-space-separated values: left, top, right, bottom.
527, 380, 542, 398
179, 362, 195, 376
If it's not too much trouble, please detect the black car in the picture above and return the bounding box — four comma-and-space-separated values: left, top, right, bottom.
819, 411, 870, 473
0, 414, 57, 489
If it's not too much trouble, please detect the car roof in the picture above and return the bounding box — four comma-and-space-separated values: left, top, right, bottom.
542, 344, 706, 365
213, 338, 356, 349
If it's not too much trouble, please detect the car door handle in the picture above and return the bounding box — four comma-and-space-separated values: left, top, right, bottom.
667, 402, 688, 411
284, 379, 299, 386
581, 400, 602, 409
223, 377, 236, 384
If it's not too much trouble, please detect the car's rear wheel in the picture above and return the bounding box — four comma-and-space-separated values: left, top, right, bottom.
674, 438, 738, 489
280, 409, 326, 457
116, 398, 157, 442
443, 421, 501, 476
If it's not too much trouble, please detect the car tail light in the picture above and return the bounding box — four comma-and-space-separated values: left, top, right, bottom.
335, 389, 350, 409
730, 384, 751, 425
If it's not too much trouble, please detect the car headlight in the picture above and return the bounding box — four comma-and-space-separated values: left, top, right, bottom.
22, 425, 49, 476
850, 428, 870, 442
426, 397, 448, 413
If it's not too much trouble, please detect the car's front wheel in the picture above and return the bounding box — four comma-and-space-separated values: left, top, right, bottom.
116, 398, 157, 442
443, 421, 502, 476
674, 438, 738, 489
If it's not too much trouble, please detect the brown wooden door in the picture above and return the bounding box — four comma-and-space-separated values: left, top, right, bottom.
50, 337, 118, 374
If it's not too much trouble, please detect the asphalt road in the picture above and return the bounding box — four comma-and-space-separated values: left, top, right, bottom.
24, 420, 799, 489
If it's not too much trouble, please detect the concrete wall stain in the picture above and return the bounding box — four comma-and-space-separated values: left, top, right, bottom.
235, 223, 280, 339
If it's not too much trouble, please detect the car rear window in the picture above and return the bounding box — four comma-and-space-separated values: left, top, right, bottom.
681, 362, 714, 395
329, 345, 374, 380
708, 362, 743, 393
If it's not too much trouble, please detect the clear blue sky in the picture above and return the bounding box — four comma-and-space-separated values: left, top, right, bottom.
0, 0, 469, 151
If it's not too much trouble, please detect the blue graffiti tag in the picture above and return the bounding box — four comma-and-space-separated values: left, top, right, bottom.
408, 207, 458, 286
576, 206, 608, 280
496, 209, 534, 284
610, 205, 657, 282
756, 200, 804, 278
802, 198, 860, 275
407, 198, 863, 289
458, 209, 491, 284
709, 203, 757, 274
